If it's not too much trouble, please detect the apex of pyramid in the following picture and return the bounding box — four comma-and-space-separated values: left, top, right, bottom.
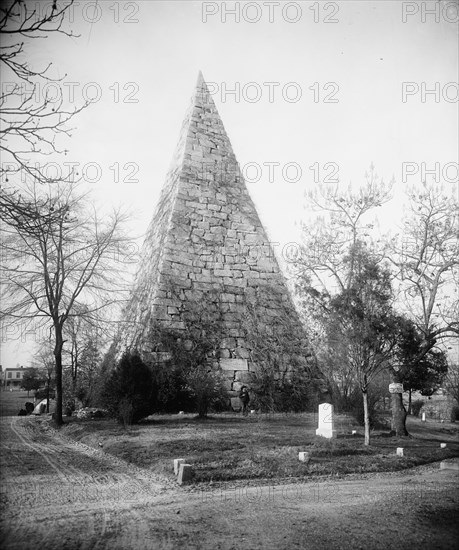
196, 70, 205, 87
193, 70, 214, 110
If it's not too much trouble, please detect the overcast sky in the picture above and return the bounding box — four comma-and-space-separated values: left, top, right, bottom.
1, 0, 458, 367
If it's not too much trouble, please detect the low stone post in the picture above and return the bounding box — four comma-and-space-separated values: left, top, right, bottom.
174, 458, 185, 475
177, 463, 193, 485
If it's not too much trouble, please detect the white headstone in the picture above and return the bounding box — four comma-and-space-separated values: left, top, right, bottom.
421, 412, 426, 422
440, 443, 447, 449
315, 403, 337, 439
352, 430, 357, 435
396, 447, 404, 456
298, 451, 310, 463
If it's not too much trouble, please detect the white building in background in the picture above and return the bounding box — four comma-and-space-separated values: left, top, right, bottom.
0, 365, 30, 389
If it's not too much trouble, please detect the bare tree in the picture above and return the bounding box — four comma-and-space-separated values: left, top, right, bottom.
63, 307, 106, 406
443, 362, 459, 407
0, 181, 136, 425
296, 173, 458, 436
295, 165, 393, 298
387, 183, 459, 342
294, 168, 394, 418
31, 343, 55, 413
0, 0, 86, 187
384, 183, 459, 434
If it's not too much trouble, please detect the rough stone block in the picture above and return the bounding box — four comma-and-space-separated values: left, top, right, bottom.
214, 269, 233, 278
440, 443, 447, 449
177, 463, 193, 485
174, 458, 186, 475
220, 358, 248, 371
298, 452, 310, 464
220, 337, 237, 349
235, 371, 251, 384
230, 397, 242, 411
222, 379, 233, 391
234, 348, 250, 359
396, 448, 404, 457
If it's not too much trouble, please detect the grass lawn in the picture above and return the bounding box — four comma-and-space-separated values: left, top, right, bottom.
0, 389, 35, 416
62, 412, 459, 485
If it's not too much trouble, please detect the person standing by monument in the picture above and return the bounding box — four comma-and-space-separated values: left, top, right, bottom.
239, 386, 250, 416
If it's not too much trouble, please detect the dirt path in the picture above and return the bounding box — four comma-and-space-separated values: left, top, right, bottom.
1, 416, 458, 549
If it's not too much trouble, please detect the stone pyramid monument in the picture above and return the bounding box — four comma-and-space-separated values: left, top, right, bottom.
118, 72, 319, 404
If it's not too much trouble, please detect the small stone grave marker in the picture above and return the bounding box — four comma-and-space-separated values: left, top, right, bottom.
177, 463, 193, 485
298, 452, 310, 463
440, 443, 447, 449
440, 460, 459, 471
396, 447, 404, 457
174, 458, 185, 475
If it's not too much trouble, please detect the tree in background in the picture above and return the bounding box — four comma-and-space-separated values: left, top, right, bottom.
1, 182, 134, 425
63, 309, 104, 407
0, 0, 86, 229
444, 362, 459, 407
391, 317, 447, 430
102, 352, 156, 426
296, 172, 458, 436
385, 183, 458, 433
388, 183, 459, 344
0, 1, 130, 426
295, 165, 392, 303
21, 367, 41, 396
0, 0, 85, 187
326, 244, 399, 445
31, 344, 55, 412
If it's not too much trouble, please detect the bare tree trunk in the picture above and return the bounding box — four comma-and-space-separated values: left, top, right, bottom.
54, 325, 64, 426
407, 388, 412, 415
70, 340, 78, 396
390, 371, 409, 436
363, 390, 370, 446
391, 393, 408, 435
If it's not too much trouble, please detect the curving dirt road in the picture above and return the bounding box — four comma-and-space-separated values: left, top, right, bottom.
1, 416, 458, 549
